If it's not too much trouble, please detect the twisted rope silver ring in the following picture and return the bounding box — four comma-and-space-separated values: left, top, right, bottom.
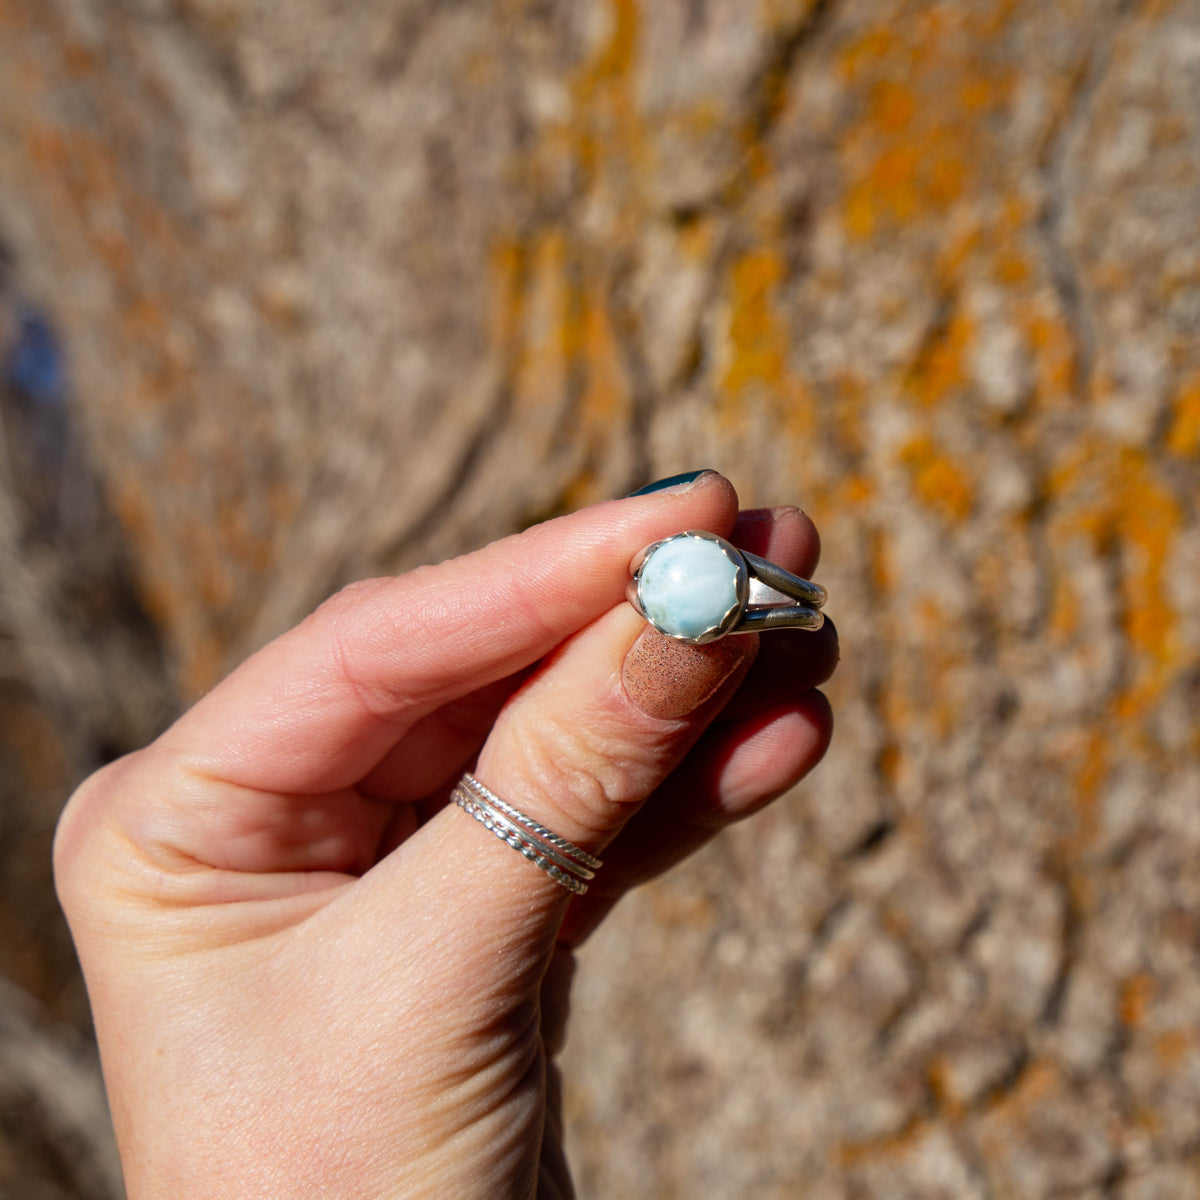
627, 530, 827, 645
453, 773, 600, 895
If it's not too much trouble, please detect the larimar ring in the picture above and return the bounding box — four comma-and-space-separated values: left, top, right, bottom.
627, 530, 827, 645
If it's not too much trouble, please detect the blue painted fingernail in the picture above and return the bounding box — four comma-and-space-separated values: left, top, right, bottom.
625, 470, 715, 498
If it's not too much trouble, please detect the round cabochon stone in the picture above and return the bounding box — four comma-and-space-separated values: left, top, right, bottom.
638, 535, 741, 640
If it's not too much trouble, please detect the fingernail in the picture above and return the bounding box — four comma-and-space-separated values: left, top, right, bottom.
625, 469, 716, 498
622, 626, 753, 719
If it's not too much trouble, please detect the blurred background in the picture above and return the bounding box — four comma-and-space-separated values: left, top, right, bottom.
1, 0, 1198, 1195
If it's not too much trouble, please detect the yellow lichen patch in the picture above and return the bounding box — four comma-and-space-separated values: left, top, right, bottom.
867, 524, 895, 595
903, 303, 974, 408
1046, 565, 1079, 640
871, 78, 917, 135
836, 10, 1016, 243
510, 229, 570, 415
567, 0, 644, 222
590, 0, 638, 81
899, 434, 974, 522
721, 247, 788, 399
839, 474, 876, 507
577, 282, 632, 426
1166, 372, 1200, 456
1114, 455, 1182, 676
1049, 440, 1183, 721
1024, 309, 1078, 405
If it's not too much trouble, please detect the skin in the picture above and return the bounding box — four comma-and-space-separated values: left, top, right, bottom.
53, 472, 837, 1199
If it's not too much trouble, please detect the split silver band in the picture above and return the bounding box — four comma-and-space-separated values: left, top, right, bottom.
627, 529, 828, 645
453, 772, 601, 895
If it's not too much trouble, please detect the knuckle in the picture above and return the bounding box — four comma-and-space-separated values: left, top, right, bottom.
52, 753, 138, 912
501, 702, 666, 830
314, 577, 415, 721
313, 570, 454, 719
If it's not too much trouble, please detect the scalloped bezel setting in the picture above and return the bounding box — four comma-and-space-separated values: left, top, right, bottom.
629, 531, 750, 645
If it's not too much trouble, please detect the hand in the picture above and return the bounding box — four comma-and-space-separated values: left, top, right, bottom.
54, 471, 837, 1198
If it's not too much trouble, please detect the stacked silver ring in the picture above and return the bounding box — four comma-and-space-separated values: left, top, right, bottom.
453, 772, 601, 895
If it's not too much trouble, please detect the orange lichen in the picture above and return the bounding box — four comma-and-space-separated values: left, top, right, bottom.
872, 79, 917, 135
591, 0, 638, 80
1046, 438, 1183, 725
837, 10, 1017, 243
567, 0, 644, 217
722, 248, 788, 397
578, 283, 631, 424
1155, 1029, 1193, 1067
899, 434, 975, 522
1166, 372, 1200, 456
1118, 464, 1180, 664
510, 229, 570, 415
1025, 310, 1078, 403
904, 304, 974, 408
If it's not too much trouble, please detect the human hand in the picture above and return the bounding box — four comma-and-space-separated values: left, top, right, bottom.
54, 471, 837, 1198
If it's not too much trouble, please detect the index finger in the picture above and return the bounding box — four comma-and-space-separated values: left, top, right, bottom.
163, 472, 739, 794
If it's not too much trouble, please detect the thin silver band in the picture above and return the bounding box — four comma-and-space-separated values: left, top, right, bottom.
459, 773, 603, 871
455, 791, 590, 895
456, 790, 596, 882
453, 774, 601, 895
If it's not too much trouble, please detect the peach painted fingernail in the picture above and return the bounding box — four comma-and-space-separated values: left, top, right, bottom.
622, 626, 753, 719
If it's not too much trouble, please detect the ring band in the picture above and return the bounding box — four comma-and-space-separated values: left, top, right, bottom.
453, 773, 601, 895
627, 530, 827, 645
458, 774, 603, 870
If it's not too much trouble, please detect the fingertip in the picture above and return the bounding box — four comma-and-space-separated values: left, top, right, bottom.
700, 689, 834, 819
620, 469, 740, 532
732, 505, 821, 576
798, 687, 834, 759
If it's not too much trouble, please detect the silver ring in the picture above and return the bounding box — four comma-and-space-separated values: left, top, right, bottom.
458, 774, 603, 870
627, 530, 827, 645
453, 773, 601, 895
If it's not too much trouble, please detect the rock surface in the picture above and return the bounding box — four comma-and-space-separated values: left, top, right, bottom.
1, 0, 1198, 1195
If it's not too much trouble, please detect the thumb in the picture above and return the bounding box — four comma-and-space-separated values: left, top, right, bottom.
345, 597, 757, 998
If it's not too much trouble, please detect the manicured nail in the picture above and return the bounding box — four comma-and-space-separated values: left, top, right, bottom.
625, 470, 716, 498
622, 626, 753, 719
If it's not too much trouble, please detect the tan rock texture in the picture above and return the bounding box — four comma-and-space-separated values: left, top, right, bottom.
1, 0, 1198, 1195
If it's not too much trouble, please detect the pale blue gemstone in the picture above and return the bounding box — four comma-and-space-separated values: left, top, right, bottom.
639, 536, 740, 639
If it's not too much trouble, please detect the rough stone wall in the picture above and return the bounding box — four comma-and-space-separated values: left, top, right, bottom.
0, 0, 1198, 1196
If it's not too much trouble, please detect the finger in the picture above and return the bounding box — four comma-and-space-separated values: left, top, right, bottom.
162, 471, 739, 795
718, 617, 840, 723
730, 504, 820, 575
342, 604, 760, 993
559, 689, 834, 946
